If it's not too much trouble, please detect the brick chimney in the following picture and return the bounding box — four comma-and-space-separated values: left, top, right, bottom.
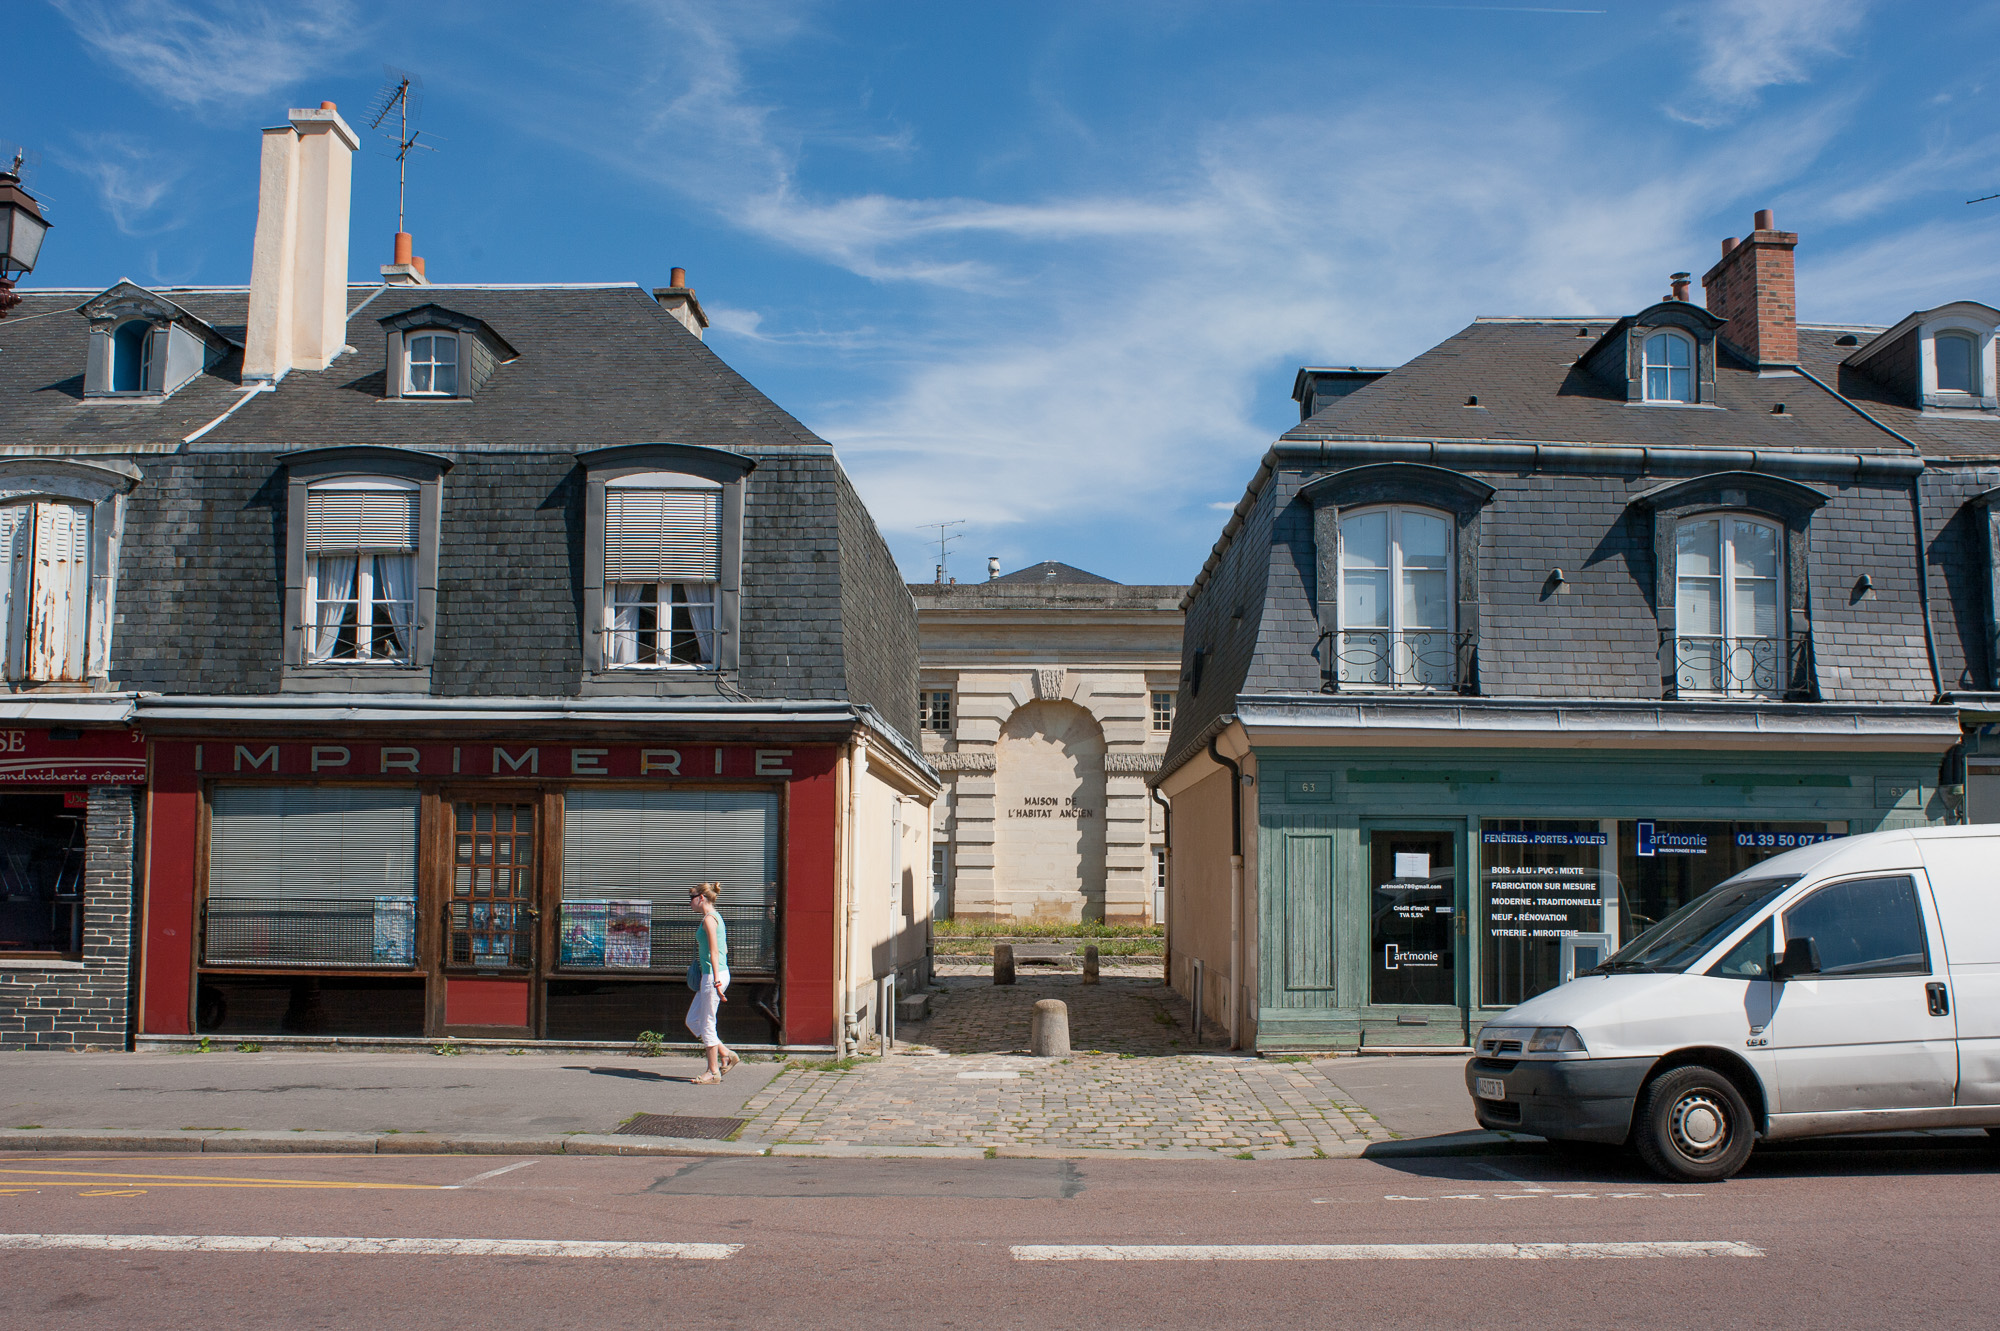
244, 102, 358, 380
1701, 207, 1798, 369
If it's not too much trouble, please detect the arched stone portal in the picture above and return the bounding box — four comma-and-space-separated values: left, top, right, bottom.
995, 700, 1107, 922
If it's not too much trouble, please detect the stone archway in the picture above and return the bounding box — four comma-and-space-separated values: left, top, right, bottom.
995, 700, 1107, 922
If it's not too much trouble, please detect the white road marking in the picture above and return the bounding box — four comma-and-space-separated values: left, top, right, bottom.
1011, 1241, 1763, 1261
0, 1234, 739, 1260
445, 1161, 537, 1189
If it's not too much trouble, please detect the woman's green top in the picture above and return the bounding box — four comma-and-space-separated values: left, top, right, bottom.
697, 911, 729, 975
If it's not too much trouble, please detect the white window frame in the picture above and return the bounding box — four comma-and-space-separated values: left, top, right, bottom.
602, 473, 722, 672
1920, 316, 1999, 409
0, 460, 133, 691
1151, 690, 1175, 732
1642, 330, 1696, 404
402, 330, 460, 396
1335, 504, 1457, 690
1673, 513, 1784, 699
109, 320, 154, 394
0, 500, 90, 684
303, 478, 420, 666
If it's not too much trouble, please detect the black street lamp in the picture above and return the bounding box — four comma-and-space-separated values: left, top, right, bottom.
0, 153, 52, 320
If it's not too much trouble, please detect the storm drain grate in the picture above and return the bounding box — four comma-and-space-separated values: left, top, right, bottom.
617, 1113, 747, 1140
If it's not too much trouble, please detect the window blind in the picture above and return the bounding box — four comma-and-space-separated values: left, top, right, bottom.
306, 489, 419, 552
604, 489, 720, 581
560, 788, 778, 973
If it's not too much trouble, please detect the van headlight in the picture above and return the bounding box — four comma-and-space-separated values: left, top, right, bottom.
1526, 1027, 1586, 1054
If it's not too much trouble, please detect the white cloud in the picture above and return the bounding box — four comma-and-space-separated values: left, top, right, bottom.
50, 0, 366, 109
60, 134, 186, 235
1667, 0, 1870, 127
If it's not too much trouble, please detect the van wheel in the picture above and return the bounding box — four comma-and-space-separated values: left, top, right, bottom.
1632, 1066, 1754, 1182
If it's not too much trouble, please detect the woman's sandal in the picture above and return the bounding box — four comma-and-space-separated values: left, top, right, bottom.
720, 1052, 741, 1076
692, 1071, 723, 1085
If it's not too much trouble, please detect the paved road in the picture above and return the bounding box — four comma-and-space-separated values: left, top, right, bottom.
4, 1140, 1996, 1328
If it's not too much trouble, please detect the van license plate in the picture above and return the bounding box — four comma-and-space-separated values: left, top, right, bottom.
1475, 1077, 1505, 1101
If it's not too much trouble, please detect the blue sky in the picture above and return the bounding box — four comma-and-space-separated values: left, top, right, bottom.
10, 1, 2000, 584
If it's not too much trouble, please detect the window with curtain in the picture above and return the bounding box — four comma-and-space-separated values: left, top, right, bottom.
204, 785, 421, 967
304, 481, 418, 664
404, 332, 459, 395
603, 485, 720, 669
0, 500, 91, 683
1675, 515, 1782, 696
1643, 332, 1694, 403
1336, 505, 1455, 688
1936, 332, 1979, 395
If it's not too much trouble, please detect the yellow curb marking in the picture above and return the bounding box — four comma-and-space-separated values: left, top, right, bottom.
0, 1169, 443, 1191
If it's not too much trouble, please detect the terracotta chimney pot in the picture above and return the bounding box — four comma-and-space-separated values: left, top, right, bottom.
670, 266, 687, 288
393, 231, 413, 265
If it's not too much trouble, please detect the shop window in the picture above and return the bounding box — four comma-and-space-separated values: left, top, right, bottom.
558, 788, 779, 976
1336, 505, 1455, 689
304, 480, 418, 664
281, 449, 448, 690
580, 444, 753, 691
1615, 819, 1843, 941
203, 786, 421, 969
1478, 820, 1610, 1010
1151, 690, 1175, 731
0, 501, 91, 684
1673, 514, 1782, 697
920, 689, 953, 733
0, 793, 88, 960
1302, 462, 1491, 695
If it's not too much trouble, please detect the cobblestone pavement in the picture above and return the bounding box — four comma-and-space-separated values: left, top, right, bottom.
735, 975, 1394, 1156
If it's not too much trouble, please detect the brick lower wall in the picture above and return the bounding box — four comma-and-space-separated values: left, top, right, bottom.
0, 786, 139, 1051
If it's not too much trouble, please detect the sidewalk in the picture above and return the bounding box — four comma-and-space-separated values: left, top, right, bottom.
0, 974, 1492, 1160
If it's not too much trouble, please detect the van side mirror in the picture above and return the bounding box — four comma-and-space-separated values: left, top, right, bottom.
1770, 936, 1822, 982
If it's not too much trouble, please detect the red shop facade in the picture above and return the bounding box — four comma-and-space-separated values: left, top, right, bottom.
138, 733, 843, 1047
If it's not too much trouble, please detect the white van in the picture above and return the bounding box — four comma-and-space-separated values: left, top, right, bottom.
1465, 825, 2000, 1181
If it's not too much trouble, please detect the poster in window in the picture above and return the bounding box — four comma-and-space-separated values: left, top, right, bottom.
606, 899, 652, 969
372, 895, 415, 965
561, 900, 608, 967
471, 902, 516, 962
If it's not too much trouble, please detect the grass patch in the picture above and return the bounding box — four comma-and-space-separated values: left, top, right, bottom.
235, 1042, 263, 1053
13, 1125, 42, 1130
787, 1055, 874, 1072
1234, 1151, 1256, 1160
432, 1042, 463, 1057
984, 1146, 998, 1159
506, 1048, 528, 1057
1262, 1054, 1314, 1064
932, 920, 1163, 940
634, 1031, 666, 1058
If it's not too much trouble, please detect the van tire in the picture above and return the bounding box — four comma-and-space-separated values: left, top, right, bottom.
1632, 1065, 1755, 1182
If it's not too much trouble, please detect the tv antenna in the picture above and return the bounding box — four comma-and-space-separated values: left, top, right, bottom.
917, 519, 965, 582
365, 68, 436, 235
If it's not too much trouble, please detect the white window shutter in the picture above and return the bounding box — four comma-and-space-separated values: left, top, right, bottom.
306, 489, 420, 552
24, 500, 89, 682
0, 506, 28, 681
604, 489, 720, 581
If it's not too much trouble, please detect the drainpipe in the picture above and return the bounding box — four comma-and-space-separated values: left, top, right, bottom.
1150, 786, 1172, 979
839, 732, 868, 1057
1208, 736, 1243, 1050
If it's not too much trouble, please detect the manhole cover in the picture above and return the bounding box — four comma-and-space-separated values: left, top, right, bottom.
617, 1114, 747, 1140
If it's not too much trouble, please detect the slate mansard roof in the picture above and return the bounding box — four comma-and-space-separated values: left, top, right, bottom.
0, 282, 919, 738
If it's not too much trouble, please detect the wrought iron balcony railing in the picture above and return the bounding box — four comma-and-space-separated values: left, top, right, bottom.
1318, 629, 1476, 694
1664, 630, 1815, 701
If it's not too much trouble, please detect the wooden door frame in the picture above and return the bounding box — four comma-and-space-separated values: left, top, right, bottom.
434, 787, 547, 1038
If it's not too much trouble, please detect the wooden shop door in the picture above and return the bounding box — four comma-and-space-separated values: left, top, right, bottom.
441, 797, 541, 1036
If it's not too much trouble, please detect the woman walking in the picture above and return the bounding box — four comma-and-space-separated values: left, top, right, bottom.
687, 881, 739, 1083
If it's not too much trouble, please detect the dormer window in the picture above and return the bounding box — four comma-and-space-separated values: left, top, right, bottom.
1937, 333, 1979, 396
379, 304, 516, 401
110, 320, 154, 393
1643, 332, 1695, 403
404, 332, 459, 396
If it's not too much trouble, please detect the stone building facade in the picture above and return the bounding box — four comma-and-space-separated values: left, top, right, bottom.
912, 562, 1185, 924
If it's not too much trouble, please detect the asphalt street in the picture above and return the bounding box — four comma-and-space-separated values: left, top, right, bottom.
4, 1140, 1997, 1329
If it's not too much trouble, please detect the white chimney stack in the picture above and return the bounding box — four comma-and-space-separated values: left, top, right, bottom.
244, 102, 357, 381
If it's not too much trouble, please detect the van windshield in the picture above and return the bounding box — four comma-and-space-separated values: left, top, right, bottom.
1590, 875, 1797, 975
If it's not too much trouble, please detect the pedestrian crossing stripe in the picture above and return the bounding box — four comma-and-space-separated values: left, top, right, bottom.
1010, 1241, 1763, 1261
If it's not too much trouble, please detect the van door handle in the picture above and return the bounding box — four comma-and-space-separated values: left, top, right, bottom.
1926, 982, 1950, 1017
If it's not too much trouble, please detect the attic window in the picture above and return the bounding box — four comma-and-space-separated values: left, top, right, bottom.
1643, 332, 1694, 403
110, 321, 153, 393
404, 332, 459, 396
1938, 333, 1978, 395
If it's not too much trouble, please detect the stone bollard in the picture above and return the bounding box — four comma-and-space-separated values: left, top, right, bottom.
993, 942, 1016, 985
1082, 945, 1100, 985
1030, 999, 1071, 1057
